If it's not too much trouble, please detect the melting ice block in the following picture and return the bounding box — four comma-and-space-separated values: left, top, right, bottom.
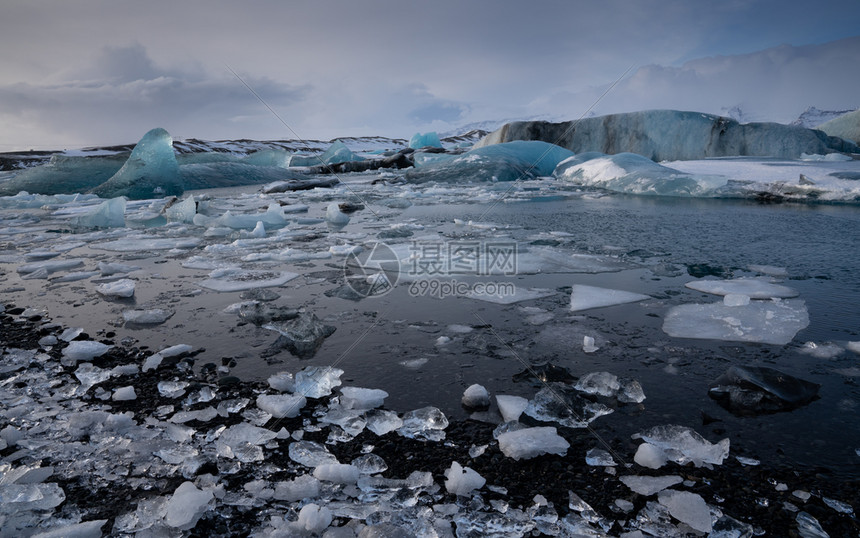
619, 475, 683, 496
633, 424, 729, 467
662, 298, 809, 345
313, 463, 360, 484
63, 340, 112, 364
71, 197, 126, 228
685, 277, 798, 299
709, 365, 820, 415
288, 440, 339, 468
164, 481, 213, 530
569, 284, 650, 312
256, 393, 306, 418
199, 267, 298, 292
398, 406, 449, 441
294, 366, 344, 398
264, 314, 337, 359
657, 490, 712, 533
297, 503, 333, 533
495, 395, 529, 423
122, 309, 173, 325
96, 278, 136, 298
497, 426, 569, 460
461, 384, 490, 408
466, 286, 556, 305
91, 128, 183, 200
339, 387, 388, 410
445, 461, 486, 496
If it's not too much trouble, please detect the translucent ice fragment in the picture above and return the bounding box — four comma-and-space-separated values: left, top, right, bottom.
497, 426, 569, 460
445, 461, 486, 496
256, 393, 306, 418
570, 284, 650, 311
96, 278, 135, 298
619, 475, 683, 496
633, 424, 729, 467
164, 481, 213, 530
495, 395, 529, 423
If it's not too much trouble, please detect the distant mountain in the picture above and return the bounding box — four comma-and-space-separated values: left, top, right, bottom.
791, 106, 858, 129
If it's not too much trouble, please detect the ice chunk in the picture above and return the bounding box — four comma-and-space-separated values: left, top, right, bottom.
575, 371, 620, 397
164, 195, 197, 223
288, 440, 339, 468
267, 371, 295, 392
17, 258, 85, 275
198, 267, 298, 292
409, 132, 442, 149
399, 406, 449, 441
461, 384, 490, 408
30, 519, 107, 538
122, 308, 174, 325
164, 481, 213, 530
585, 448, 616, 467
273, 475, 321, 502
325, 203, 350, 229
497, 426, 569, 460
663, 299, 809, 345
256, 393, 306, 418
72, 197, 126, 228
524, 385, 614, 428
822, 497, 853, 514
619, 475, 683, 496
570, 284, 650, 311
216, 423, 278, 461
98, 261, 140, 276
63, 340, 112, 364
657, 490, 712, 533
365, 409, 403, 436
634, 443, 668, 469
294, 366, 344, 398
352, 453, 388, 475
724, 293, 751, 306
444, 461, 486, 496
685, 277, 798, 299
633, 425, 729, 467
582, 335, 599, 353
92, 128, 183, 200
298, 503, 333, 533
466, 286, 556, 305
112, 386, 137, 401
339, 387, 388, 410
264, 314, 337, 359
495, 395, 529, 423
290, 139, 363, 167
96, 278, 135, 298
0, 483, 66, 511
313, 463, 360, 484
709, 365, 820, 415
796, 511, 830, 538
158, 381, 188, 398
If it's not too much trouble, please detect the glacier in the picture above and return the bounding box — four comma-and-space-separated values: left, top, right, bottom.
476, 109, 859, 161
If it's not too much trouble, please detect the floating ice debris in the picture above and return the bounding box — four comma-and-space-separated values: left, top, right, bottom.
575, 371, 620, 397
461, 384, 490, 409
466, 286, 555, 305
217, 423, 278, 461
398, 406, 449, 441
94, 236, 201, 252
164, 481, 213, 530
164, 195, 196, 223
620, 475, 683, 496
352, 453, 388, 475
297, 503, 333, 533
112, 386, 137, 401
495, 395, 529, 423
96, 278, 135, 298
98, 261, 140, 276
17, 258, 85, 275
289, 440, 339, 468
569, 284, 650, 312
633, 424, 729, 467
59, 327, 84, 342
662, 298, 810, 345
198, 267, 298, 292
122, 308, 174, 325
709, 365, 820, 415
313, 463, 360, 484
142, 343, 192, 372
267, 371, 295, 392
585, 448, 616, 467
796, 511, 831, 538
339, 387, 388, 410
657, 489, 713, 533
634, 443, 669, 469
264, 314, 337, 359
497, 427, 569, 460
445, 461, 486, 496
399, 357, 429, 370
736, 456, 761, 466
685, 277, 799, 299
749, 264, 789, 277
71, 196, 126, 228
797, 341, 844, 359
294, 366, 344, 398
524, 385, 614, 428
63, 340, 112, 364
365, 409, 404, 436
822, 497, 854, 515
256, 393, 306, 418
325, 202, 350, 230
847, 341, 860, 354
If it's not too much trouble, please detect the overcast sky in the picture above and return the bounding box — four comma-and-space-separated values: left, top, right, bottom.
1, 0, 859, 150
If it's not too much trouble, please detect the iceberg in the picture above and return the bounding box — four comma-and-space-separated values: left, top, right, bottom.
0, 154, 126, 197
477, 110, 859, 161
91, 128, 183, 199
405, 140, 575, 183
180, 161, 308, 190
409, 132, 443, 149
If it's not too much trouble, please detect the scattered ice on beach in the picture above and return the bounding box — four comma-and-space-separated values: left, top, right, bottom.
365, 409, 404, 436
62, 340, 112, 364
112, 386, 137, 401
657, 489, 712, 533
164, 482, 213, 530
633, 424, 729, 467
339, 387, 388, 410
495, 395, 529, 423
796, 511, 831, 538
297, 503, 333, 533
445, 461, 486, 496
525, 385, 614, 428
256, 393, 306, 418
267, 371, 295, 393
398, 406, 449, 441
585, 448, 616, 467
575, 371, 620, 397
569, 284, 650, 312
461, 384, 490, 408
294, 366, 344, 398
288, 440, 339, 468
620, 475, 683, 496
634, 442, 669, 469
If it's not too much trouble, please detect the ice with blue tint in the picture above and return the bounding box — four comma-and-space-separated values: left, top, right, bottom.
180, 162, 307, 190
406, 140, 575, 183
288, 140, 363, 167
0, 154, 127, 197
91, 128, 182, 199
409, 132, 442, 149
192, 203, 287, 230
70, 197, 126, 228
240, 149, 292, 167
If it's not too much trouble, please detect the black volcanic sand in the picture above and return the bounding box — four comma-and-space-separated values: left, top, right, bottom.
1, 304, 858, 537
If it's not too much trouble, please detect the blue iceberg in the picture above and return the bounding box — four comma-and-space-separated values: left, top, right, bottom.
409, 132, 442, 149
0, 154, 126, 197
289, 140, 364, 167
91, 128, 182, 199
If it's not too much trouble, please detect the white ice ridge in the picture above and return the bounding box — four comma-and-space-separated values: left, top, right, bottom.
569, 284, 650, 311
